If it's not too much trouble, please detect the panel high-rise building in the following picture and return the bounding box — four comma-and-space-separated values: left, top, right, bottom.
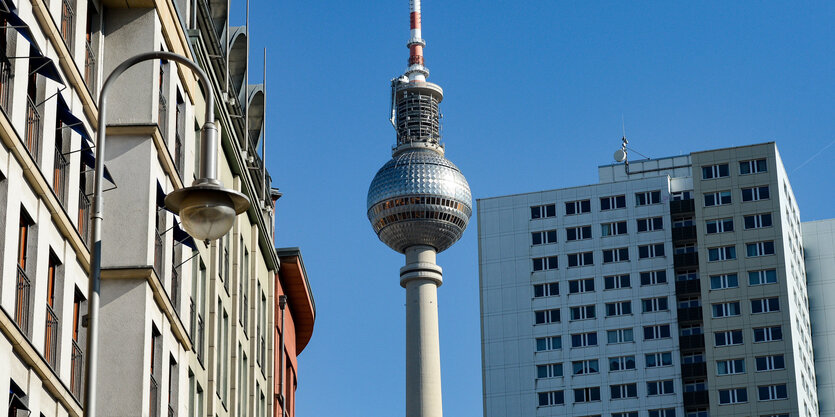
478, 142, 817, 417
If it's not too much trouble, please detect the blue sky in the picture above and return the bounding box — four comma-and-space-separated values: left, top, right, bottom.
236, 1, 834, 416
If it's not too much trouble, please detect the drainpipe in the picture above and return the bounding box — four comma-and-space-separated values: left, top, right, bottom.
278, 294, 287, 416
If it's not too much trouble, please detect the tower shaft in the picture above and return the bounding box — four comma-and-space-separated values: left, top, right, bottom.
401, 245, 444, 417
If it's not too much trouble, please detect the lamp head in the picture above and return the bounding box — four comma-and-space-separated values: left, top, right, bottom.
165, 180, 250, 241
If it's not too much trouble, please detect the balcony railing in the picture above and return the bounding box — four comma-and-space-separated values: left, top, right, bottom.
26, 96, 41, 161
681, 362, 708, 379
672, 225, 697, 242
174, 131, 182, 174
158, 93, 167, 139
154, 231, 164, 277
15, 266, 31, 335
196, 314, 204, 364
149, 374, 159, 417
54, 146, 69, 206
683, 390, 709, 407
44, 304, 59, 369
242, 293, 248, 331
670, 199, 695, 215
259, 335, 265, 369
78, 188, 90, 245
60, 0, 74, 53
675, 279, 701, 295
70, 340, 83, 399
168, 405, 174, 417
84, 39, 96, 93
189, 298, 196, 338
0, 58, 10, 110
170, 265, 180, 312
677, 306, 703, 322
674, 252, 699, 269
679, 334, 705, 351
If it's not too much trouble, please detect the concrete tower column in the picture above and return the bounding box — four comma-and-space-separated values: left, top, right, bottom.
400, 245, 443, 417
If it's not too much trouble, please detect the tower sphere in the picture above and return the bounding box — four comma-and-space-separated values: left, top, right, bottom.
367, 149, 472, 254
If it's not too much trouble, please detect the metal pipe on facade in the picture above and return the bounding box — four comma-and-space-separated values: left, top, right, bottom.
261, 48, 266, 208
278, 294, 287, 417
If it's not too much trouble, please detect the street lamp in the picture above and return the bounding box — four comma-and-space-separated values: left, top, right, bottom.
85, 51, 249, 417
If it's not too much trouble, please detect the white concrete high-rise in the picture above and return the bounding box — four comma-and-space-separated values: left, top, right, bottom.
804, 219, 835, 416
478, 142, 818, 417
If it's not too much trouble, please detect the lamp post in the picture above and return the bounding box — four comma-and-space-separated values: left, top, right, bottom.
84, 51, 249, 417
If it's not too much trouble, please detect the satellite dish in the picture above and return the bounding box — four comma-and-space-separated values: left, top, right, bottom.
614, 149, 627, 162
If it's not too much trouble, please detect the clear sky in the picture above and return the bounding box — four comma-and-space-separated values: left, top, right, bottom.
237, 1, 835, 416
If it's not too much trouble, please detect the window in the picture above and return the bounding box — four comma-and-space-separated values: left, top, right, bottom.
643, 324, 671, 340
533, 282, 559, 298
637, 216, 663, 232
746, 241, 775, 257
570, 305, 596, 321
531, 230, 557, 245
565, 199, 591, 215
606, 328, 633, 344
744, 213, 772, 229
755, 355, 785, 371
704, 191, 731, 206
567, 251, 593, 267
566, 225, 592, 241
601, 221, 627, 236
718, 388, 748, 404
749, 269, 777, 285
610, 383, 637, 399
751, 297, 780, 314
536, 363, 563, 379
758, 384, 788, 401
679, 324, 702, 336
534, 309, 560, 325
635, 190, 661, 206
600, 195, 626, 210
605, 301, 632, 316
674, 243, 695, 254
604, 274, 630, 289
537, 390, 564, 407
573, 387, 600, 403
646, 380, 675, 396
613, 413, 639, 417
571, 332, 597, 347
717, 359, 745, 375
753, 326, 782, 342
740, 158, 767, 174
609, 355, 636, 371
638, 243, 665, 258
602, 247, 629, 263
568, 278, 594, 294
531, 204, 556, 219
682, 352, 704, 364
673, 216, 694, 228
702, 163, 729, 179
706, 217, 734, 234
714, 330, 743, 346
710, 273, 738, 290
741, 185, 770, 201
712, 301, 741, 318
684, 380, 707, 393
678, 297, 700, 309
671, 191, 692, 201
708, 245, 736, 261
645, 352, 673, 368
640, 270, 667, 286
648, 410, 675, 417
532, 256, 558, 271
642, 297, 668, 313
536, 336, 561, 352
572, 359, 599, 375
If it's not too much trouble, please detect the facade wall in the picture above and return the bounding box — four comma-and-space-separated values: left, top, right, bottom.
804, 219, 835, 416
0, 1, 306, 417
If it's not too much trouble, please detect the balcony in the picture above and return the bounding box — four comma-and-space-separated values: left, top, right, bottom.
70, 340, 83, 399
170, 265, 180, 311
679, 334, 705, 350
683, 390, 709, 407
681, 362, 707, 379
196, 314, 204, 365
25, 97, 41, 161
158, 93, 167, 140
60, 0, 74, 53
672, 225, 697, 242
44, 304, 59, 369
242, 292, 248, 331
54, 146, 69, 206
15, 266, 31, 335
189, 298, 196, 338
174, 131, 182, 174
670, 199, 695, 215
0, 58, 10, 109
154, 231, 164, 277
677, 306, 703, 322
675, 279, 701, 295
149, 374, 159, 417
674, 252, 699, 269
78, 188, 90, 245
84, 39, 96, 92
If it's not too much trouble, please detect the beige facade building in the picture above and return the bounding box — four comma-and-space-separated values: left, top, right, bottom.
0, 0, 313, 416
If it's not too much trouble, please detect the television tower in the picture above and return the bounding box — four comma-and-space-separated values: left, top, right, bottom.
366, 1, 472, 416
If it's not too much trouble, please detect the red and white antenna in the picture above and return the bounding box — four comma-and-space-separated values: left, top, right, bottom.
406, 0, 428, 82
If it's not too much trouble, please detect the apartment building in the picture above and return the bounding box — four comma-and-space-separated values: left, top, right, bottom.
0, 0, 315, 416
478, 142, 817, 417
804, 219, 835, 416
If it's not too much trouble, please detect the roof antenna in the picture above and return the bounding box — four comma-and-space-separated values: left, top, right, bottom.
614, 115, 629, 174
